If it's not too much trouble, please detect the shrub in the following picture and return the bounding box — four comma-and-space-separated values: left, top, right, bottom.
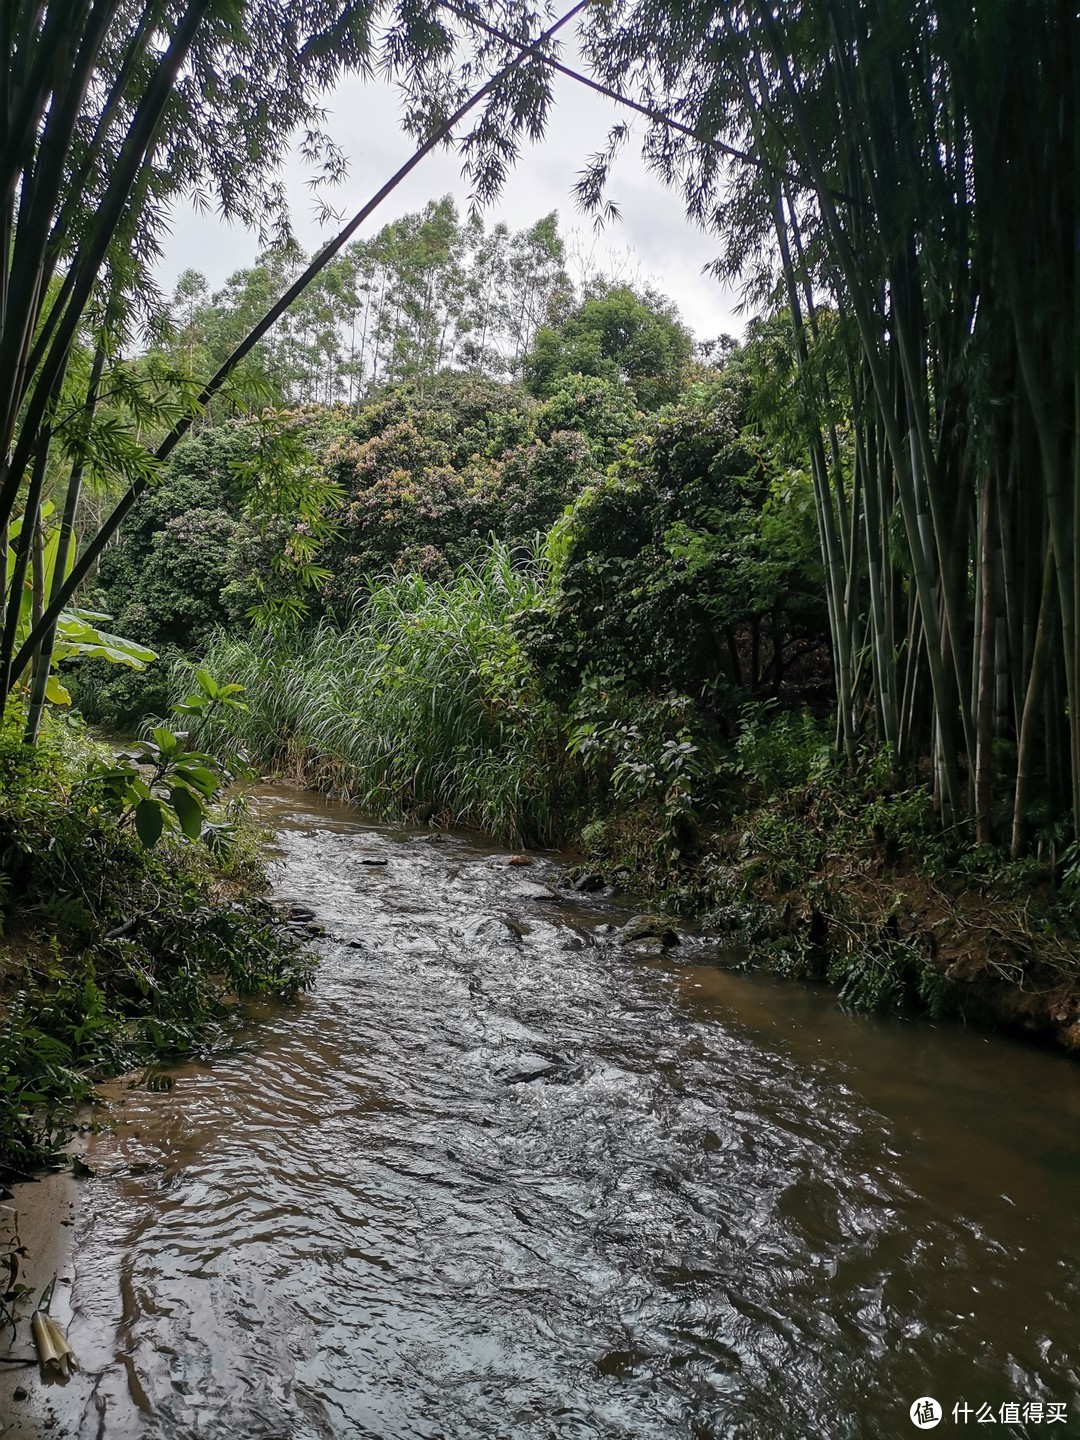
522, 380, 826, 714
0, 704, 309, 1173
319, 376, 612, 614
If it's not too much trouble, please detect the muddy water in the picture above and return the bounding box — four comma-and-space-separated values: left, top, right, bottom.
30, 788, 1080, 1438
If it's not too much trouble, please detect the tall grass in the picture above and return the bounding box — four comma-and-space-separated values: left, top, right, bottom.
184, 542, 577, 846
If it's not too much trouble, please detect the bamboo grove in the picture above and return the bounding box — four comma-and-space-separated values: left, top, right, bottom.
572, 0, 1079, 853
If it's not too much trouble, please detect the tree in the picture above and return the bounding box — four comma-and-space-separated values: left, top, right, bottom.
565, 0, 1078, 849
3, 0, 589, 729
529, 371, 824, 710
147, 203, 574, 405
524, 283, 693, 409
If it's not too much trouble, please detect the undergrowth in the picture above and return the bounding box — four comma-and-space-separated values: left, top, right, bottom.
188, 542, 581, 847
175, 538, 1080, 1035
0, 705, 310, 1176
575, 704, 1080, 1023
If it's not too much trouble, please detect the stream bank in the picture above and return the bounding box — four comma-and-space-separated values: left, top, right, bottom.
2, 785, 1077, 1438
572, 794, 1080, 1054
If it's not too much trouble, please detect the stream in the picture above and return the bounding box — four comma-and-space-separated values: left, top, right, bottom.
14, 786, 1080, 1438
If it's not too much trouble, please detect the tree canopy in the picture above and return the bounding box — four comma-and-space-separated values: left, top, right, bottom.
524, 283, 693, 409
6, 0, 1080, 858
154, 200, 571, 408
0, 0, 585, 729
566, 0, 1078, 848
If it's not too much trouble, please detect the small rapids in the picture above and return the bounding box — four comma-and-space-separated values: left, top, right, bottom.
19, 788, 1080, 1438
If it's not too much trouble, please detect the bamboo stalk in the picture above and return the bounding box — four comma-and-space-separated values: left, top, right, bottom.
24, 325, 109, 742
1012, 542, 1055, 858
975, 480, 995, 844
9, 1, 591, 699
30, 1309, 76, 1378
0, 1, 211, 542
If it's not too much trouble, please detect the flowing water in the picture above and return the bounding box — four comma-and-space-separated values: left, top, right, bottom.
16, 787, 1080, 1438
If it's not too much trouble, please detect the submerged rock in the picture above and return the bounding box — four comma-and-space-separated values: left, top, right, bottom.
459, 914, 524, 945
510, 881, 557, 901
620, 914, 681, 947
499, 1053, 586, 1085
624, 936, 668, 958
573, 872, 606, 893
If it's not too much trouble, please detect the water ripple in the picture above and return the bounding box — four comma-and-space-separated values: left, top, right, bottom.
52, 789, 1080, 1439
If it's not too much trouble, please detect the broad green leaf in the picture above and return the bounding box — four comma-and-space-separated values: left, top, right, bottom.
55, 626, 158, 668
173, 694, 208, 715
168, 785, 204, 840
134, 799, 164, 848
67, 607, 114, 623
152, 726, 179, 757
45, 675, 71, 706
172, 764, 219, 796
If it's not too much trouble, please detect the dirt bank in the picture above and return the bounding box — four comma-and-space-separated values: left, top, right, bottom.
731, 848, 1080, 1051
0, 1168, 80, 1436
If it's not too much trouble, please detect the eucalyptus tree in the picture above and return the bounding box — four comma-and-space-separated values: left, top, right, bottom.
149, 200, 572, 404
458, 214, 512, 373
505, 212, 569, 370
2, 0, 587, 727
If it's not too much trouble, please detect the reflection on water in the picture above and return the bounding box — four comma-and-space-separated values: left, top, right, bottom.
39, 789, 1080, 1437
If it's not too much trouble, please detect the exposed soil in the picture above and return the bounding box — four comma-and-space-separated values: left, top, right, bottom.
753, 854, 1080, 1052
0, 1167, 80, 1436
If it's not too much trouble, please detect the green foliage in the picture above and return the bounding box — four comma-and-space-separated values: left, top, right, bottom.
523, 377, 825, 712
192, 543, 578, 847
535, 373, 640, 458
91, 671, 248, 849
568, 686, 721, 866
71, 415, 348, 728
732, 702, 834, 796
574, 0, 1080, 848
0, 704, 311, 1173
319, 374, 629, 613
6, 504, 158, 717
321, 382, 513, 603
524, 284, 693, 409
154, 200, 573, 407
0, 987, 97, 1173
826, 928, 954, 1019
226, 408, 345, 624
89, 426, 249, 646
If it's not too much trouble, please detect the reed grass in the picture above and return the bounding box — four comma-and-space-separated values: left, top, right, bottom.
184, 542, 577, 846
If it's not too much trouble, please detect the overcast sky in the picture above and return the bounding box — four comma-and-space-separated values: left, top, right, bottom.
157, 63, 747, 344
